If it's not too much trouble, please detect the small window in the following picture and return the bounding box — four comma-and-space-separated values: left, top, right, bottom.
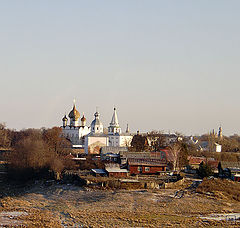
97, 127, 99, 130
145, 167, 150, 172
138, 166, 142, 172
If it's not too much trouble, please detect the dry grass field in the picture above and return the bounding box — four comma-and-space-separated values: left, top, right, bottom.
0, 179, 239, 227
196, 178, 240, 201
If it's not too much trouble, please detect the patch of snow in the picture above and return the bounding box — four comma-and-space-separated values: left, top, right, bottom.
200, 213, 240, 221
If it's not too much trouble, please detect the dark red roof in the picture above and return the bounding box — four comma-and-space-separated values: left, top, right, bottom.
188, 156, 218, 168
128, 158, 167, 167
188, 156, 206, 165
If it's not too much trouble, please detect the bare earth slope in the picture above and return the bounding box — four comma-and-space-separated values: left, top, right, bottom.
0, 180, 239, 227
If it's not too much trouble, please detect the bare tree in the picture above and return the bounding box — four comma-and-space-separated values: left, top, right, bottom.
147, 130, 166, 151
169, 143, 182, 171
0, 123, 11, 148
130, 133, 149, 152
42, 127, 71, 155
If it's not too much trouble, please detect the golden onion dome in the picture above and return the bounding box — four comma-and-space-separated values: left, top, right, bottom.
62, 115, 68, 121
81, 114, 86, 122
68, 104, 80, 120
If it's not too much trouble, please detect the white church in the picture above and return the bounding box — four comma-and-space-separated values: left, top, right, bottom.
61, 104, 133, 154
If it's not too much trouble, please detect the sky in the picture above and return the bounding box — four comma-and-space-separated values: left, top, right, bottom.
0, 1, 240, 136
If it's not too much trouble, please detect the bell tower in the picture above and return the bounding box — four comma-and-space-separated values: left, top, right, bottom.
108, 107, 122, 135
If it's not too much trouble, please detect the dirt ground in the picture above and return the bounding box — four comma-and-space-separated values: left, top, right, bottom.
0, 182, 239, 227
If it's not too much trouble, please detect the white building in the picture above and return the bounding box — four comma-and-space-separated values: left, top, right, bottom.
61, 104, 90, 147
61, 104, 133, 154
108, 108, 133, 147
84, 108, 133, 154
214, 143, 222, 153
84, 111, 108, 154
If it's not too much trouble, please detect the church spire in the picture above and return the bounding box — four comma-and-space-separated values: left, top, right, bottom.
218, 125, 223, 139
110, 107, 119, 127
126, 124, 130, 133
108, 107, 121, 135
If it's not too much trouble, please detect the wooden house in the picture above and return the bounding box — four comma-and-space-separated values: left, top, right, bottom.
127, 158, 167, 175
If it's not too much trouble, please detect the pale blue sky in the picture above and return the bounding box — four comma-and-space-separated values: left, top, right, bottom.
0, 1, 240, 135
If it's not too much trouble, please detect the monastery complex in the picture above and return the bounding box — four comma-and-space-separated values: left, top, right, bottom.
61, 103, 133, 154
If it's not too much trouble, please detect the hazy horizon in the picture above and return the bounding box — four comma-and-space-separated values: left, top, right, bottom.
1, 1, 240, 136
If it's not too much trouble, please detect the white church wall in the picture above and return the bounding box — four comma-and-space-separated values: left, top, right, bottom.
85, 136, 109, 154
62, 126, 90, 145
